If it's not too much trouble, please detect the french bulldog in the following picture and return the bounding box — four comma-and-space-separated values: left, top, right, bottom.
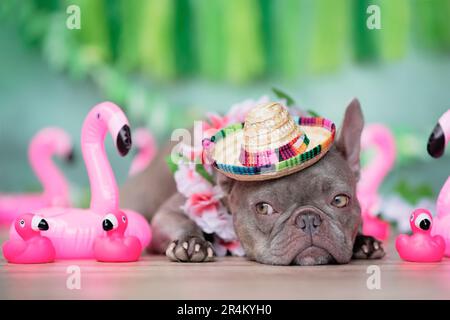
120, 98, 385, 265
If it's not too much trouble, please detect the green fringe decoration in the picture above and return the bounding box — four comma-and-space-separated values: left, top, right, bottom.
271, 0, 304, 78
174, 0, 195, 76
117, 0, 143, 71
222, 0, 265, 83
414, 0, 450, 52
309, 0, 349, 73
353, 0, 379, 62
139, 0, 176, 81
191, 0, 225, 80
71, 0, 111, 66
377, 0, 410, 61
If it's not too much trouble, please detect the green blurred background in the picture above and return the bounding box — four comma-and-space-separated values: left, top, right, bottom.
0, 0, 449, 222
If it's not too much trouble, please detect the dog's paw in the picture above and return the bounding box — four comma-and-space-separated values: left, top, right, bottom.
165, 237, 215, 263
352, 235, 386, 260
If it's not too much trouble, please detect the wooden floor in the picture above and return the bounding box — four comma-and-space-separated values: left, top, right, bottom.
1, 227, 450, 300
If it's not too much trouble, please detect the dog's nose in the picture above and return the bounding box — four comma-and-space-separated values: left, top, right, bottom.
296, 213, 322, 234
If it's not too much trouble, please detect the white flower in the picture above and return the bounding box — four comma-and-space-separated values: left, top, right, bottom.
174, 163, 211, 197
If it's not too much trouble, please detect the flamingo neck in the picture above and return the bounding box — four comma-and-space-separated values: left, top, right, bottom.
358, 127, 395, 212
130, 149, 153, 175
108, 230, 124, 239
436, 111, 450, 218
82, 120, 119, 214
19, 231, 41, 241
439, 110, 450, 143
29, 145, 69, 207
437, 177, 450, 218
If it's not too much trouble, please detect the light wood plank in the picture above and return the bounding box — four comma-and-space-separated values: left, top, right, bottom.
1, 227, 450, 299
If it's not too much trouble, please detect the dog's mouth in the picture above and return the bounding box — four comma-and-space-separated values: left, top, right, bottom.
292, 245, 335, 266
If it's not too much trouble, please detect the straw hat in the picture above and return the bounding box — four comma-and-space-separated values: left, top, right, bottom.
205, 102, 336, 181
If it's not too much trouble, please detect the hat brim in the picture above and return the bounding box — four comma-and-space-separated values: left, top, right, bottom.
209, 117, 336, 181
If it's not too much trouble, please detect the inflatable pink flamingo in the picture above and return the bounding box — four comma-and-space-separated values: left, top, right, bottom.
0, 128, 73, 225
357, 124, 396, 241
128, 128, 157, 176
3, 213, 56, 264
8, 102, 151, 259
94, 211, 142, 262
427, 109, 450, 256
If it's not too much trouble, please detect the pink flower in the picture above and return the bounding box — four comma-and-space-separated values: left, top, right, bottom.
213, 237, 246, 257
205, 113, 230, 131
185, 192, 221, 217
181, 185, 238, 238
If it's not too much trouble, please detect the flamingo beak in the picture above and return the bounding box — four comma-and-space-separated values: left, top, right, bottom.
65, 150, 75, 164
427, 123, 446, 158
117, 125, 132, 156
32, 216, 49, 231
38, 219, 49, 231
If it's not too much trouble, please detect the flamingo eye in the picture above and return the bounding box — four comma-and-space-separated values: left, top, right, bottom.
19, 219, 25, 228
415, 213, 432, 231
97, 113, 101, 119
410, 214, 415, 222
122, 216, 126, 223
103, 213, 118, 228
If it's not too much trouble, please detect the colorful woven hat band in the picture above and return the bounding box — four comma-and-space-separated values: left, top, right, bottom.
239, 132, 310, 167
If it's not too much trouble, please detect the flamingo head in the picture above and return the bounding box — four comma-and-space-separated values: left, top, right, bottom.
31, 127, 74, 163
133, 128, 155, 155
85, 102, 133, 157
102, 211, 128, 236
53, 129, 75, 163
15, 213, 49, 240
410, 209, 433, 234
427, 110, 450, 158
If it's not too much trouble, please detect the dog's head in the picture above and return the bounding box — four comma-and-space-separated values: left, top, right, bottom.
218, 99, 364, 265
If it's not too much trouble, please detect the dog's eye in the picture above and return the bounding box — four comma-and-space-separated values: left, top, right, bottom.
255, 202, 274, 215
331, 195, 349, 208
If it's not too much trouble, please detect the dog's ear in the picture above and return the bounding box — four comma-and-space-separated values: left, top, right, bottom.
335, 98, 364, 179
216, 172, 235, 195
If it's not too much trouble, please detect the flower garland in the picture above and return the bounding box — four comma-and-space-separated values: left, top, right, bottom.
171, 93, 307, 257
171, 95, 272, 256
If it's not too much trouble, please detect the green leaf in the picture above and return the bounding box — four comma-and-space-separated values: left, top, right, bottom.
306, 109, 321, 117
272, 87, 295, 106
195, 164, 214, 185
165, 155, 179, 174
394, 180, 434, 205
